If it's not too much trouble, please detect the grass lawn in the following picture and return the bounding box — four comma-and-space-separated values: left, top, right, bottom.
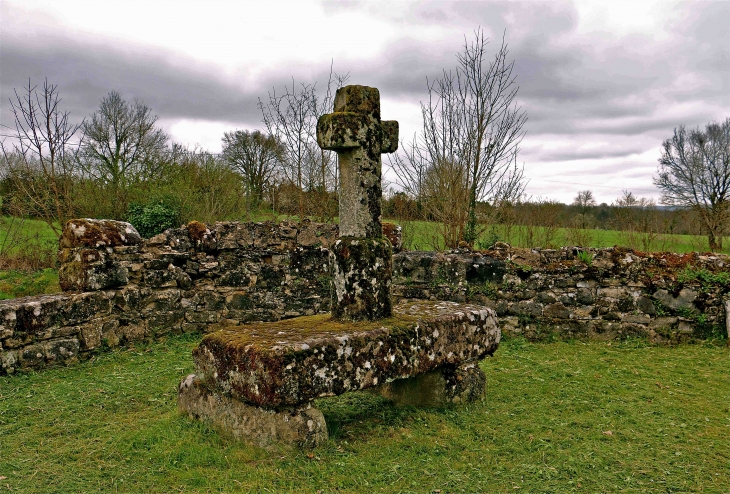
1, 334, 727, 493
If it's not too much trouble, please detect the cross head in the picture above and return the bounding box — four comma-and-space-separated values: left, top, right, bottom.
317, 85, 399, 238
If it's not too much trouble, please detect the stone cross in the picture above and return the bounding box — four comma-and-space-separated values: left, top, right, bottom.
317, 85, 398, 238
317, 85, 399, 321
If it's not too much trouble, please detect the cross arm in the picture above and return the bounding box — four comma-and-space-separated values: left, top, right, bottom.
317, 112, 368, 151
381, 120, 399, 154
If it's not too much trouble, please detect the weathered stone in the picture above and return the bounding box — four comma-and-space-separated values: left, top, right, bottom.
653, 288, 698, 311
191, 300, 499, 408
516, 301, 543, 317
296, 221, 338, 248
636, 296, 656, 315
622, 314, 651, 325
59, 251, 129, 292
598, 286, 630, 299
0, 350, 17, 374
725, 298, 730, 339
178, 374, 327, 449
536, 292, 556, 304
60, 218, 142, 248
317, 85, 398, 239
330, 237, 393, 321
44, 338, 80, 364
576, 287, 594, 305
543, 303, 571, 319
378, 362, 486, 406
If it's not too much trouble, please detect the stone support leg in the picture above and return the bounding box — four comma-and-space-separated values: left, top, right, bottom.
378, 362, 486, 407
178, 374, 328, 449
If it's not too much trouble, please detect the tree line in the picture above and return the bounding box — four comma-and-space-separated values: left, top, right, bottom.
0, 73, 348, 239
1, 29, 728, 257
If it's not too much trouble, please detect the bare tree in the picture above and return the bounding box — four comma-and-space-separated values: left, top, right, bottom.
221, 130, 282, 208
79, 91, 169, 188
654, 119, 730, 251
259, 68, 348, 221
1, 79, 82, 234
572, 190, 596, 229
390, 29, 526, 248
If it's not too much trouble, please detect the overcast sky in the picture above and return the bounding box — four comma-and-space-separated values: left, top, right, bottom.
1, 0, 728, 204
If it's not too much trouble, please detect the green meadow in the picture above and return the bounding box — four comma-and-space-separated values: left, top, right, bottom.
0, 334, 727, 493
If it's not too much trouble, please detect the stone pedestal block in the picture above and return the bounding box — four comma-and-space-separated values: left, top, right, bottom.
330, 237, 393, 321
178, 374, 328, 449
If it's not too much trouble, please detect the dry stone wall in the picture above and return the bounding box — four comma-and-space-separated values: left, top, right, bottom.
1, 219, 728, 375
392, 246, 729, 343
1, 219, 337, 375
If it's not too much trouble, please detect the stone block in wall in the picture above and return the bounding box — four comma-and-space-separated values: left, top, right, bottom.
143, 268, 179, 288
142, 289, 182, 314
597, 286, 631, 299
225, 292, 254, 311
20, 343, 46, 368
576, 288, 594, 305
604, 311, 622, 321
636, 296, 655, 315
652, 288, 698, 311
516, 301, 543, 318
59, 219, 142, 292
536, 292, 556, 304
80, 322, 102, 350
147, 311, 184, 335
182, 322, 208, 334
621, 314, 651, 325
559, 293, 576, 306
79, 317, 120, 350
543, 303, 571, 319
114, 287, 144, 311
616, 295, 636, 312
1, 350, 18, 374
211, 222, 252, 250
572, 306, 595, 319
0, 295, 77, 348
649, 317, 679, 329
60, 219, 142, 248
185, 311, 219, 324
118, 320, 147, 342
516, 290, 536, 301
297, 220, 338, 248
217, 266, 258, 287
44, 338, 80, 365
59, 253, 129, 292
62, 292, 113, 325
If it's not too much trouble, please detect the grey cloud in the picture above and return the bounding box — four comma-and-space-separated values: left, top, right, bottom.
0, 36, 262, 129
531, 145, 649, 163
2, 0, 727, 200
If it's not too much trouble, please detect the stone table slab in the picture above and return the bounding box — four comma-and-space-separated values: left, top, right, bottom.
192, 300, 500, 408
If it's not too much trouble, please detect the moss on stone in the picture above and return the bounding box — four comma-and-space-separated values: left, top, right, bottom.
192, 300, 500, 408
